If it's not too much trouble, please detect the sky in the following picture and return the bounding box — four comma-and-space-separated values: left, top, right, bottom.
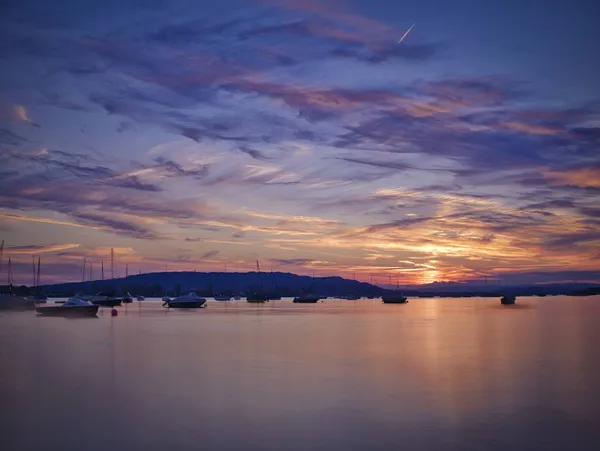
1, 0, 599, 286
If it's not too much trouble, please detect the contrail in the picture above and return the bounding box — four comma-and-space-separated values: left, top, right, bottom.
397, 23, 415, 44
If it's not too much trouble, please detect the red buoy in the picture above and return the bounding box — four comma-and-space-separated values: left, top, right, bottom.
111, 308, 118, 316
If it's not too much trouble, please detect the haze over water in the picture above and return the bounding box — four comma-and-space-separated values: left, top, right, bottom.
1, 297, 599, 451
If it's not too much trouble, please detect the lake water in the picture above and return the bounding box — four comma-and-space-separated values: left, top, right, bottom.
1, 296, 599, 451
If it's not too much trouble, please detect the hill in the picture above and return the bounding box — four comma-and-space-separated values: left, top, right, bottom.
3, 271, 598, 298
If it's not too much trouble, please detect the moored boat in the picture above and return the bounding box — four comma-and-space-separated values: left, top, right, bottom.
0, 294, 35, 311
163, 292, 207, 308
36, 296, 99, 317
122, 292, 133, 303
382, 293, 408, 304
246, 293, 268, 303
86, 292, 123, 307
501, 294, 516, 305
213, 295, 232, 301
136, 295, 145, 301
293, 295, 321, 303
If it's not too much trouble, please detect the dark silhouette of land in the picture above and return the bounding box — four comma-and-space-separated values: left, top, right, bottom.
3, 271, 599, 298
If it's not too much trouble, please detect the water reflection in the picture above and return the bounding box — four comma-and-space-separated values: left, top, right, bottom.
1, 297, 599, 451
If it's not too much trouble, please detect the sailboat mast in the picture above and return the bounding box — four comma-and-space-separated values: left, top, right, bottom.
0, 239, 3, 276
37, 256, 41, 288
256, 260, 260, 272
126, 263, 128, 278
101, 260, 104, 280
89, 261, 93, 281
82, 258, 86, 282
32, 255, 36, 287
111, 248, 114, 279
8, 257, 12, 287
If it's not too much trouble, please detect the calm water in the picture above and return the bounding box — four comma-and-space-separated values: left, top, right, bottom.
1, 296, 599, 451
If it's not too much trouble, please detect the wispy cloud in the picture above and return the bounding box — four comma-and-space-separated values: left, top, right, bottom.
4, 243, 81, 254
11, 104, 40, 127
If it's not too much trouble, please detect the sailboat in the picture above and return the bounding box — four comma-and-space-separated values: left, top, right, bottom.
0, 252, 35, 311
500, 274, 516, 304
32, 256, 47, 303
247, 260, 268, 303
382, 273, 408, 304
293, 271, 321, 303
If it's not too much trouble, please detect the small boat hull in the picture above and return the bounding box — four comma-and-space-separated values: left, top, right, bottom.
165, 301, 207, 308
501, 296, 516, 305
36, 305, 99, 317
382, 297, 408, 304
293, 296, 320, 303
247, 295, 269, 303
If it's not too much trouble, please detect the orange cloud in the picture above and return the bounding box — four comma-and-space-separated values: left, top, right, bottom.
12, 104, 32, 123
543, 167, 600, 188
502, 121, 560, 135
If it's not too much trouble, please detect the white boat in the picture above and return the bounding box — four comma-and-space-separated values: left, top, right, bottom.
36, 295, 99, 316
123, 292, 133, 303
136, 295, 145, 301
162, 295, 171, 302
163, 292, 207, 308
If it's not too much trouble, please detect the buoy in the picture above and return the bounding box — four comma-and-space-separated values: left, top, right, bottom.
111, 308, 118, 317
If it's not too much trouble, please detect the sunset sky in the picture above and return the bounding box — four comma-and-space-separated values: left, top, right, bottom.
1, 0, 599, 286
